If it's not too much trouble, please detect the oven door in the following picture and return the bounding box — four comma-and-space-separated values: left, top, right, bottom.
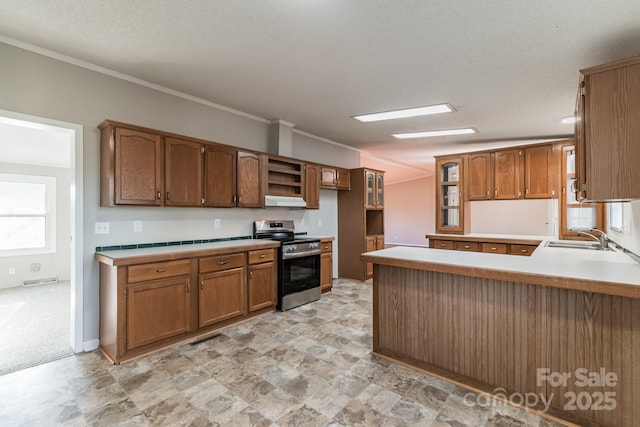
281, 253, 321, 296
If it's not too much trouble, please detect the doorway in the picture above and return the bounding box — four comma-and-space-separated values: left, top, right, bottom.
0, 110, 83, 374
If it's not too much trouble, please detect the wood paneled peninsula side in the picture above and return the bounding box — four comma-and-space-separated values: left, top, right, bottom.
362, 245, 640, 427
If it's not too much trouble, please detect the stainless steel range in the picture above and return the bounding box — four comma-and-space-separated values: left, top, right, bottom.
253, 220, 321, 311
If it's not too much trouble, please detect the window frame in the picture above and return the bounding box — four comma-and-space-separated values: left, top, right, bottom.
0, 173, 56, 257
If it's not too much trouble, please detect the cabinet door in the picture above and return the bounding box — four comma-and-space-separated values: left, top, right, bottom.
524, 145, 553, 198
467, 152, 492, 200
365, 170, 376, 208
114, 127, 163, 205
365, 237, 376, 278
320, 167, 337, 188
198, 267, 246, 328
248, 262, 276, 311
375, 235, 385, 250
493, 149, 523, 199
435, 157, 465, 234
203, 145, 236, 207
237, 152, 264, 208
376, 173, 384, 207
305, 164, 320, 209
126, 277, 190, 350
336, 168, 351, 190
165, 137, 203, 207
321, 252, 332, 291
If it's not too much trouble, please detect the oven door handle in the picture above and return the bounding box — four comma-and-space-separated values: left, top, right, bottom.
282, 250, 321, 260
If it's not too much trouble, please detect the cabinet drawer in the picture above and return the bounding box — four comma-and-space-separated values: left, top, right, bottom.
510, 244, 537, 256
455, 241, 480, 252
321, 241, 332, 253
199, 253, 246, 273
248, 249, 274, 265
128, 259, 191, 283
481, 243, 508, 254
432, 239, 454, 250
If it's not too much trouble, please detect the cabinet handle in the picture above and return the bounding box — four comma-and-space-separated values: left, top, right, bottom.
464, 245, 470, 249
166, 192, 170, 200
157, 191, 161, 199
494, 189, 498, 196
217, 260, 229, 265
525, 188, 529, 195
156, 269, 166, 273
520, 249, 528, 253
249, 271, 253, 279
187, 283, 191, 293
487, 189, 490, 197
260, 254, 266, 258
200, 280, 204, 290
440, 243, 447, 247
490, 247, 497, 251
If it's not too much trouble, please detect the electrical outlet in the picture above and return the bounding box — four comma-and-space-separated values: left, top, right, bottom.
318, 219, 322, 227
9, 267, 15, 275
133, 221, 143, 232
95, 222, 109, 234
214, 219, 221, 229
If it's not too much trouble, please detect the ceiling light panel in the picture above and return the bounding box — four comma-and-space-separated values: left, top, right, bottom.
353, 104, 455, 122
393, 128, 478, 139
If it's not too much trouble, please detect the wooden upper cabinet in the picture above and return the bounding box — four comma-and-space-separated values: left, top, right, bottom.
305, 164, 320, 209
364, 169, 384, 209
467, 152, 492, 200
237, 151, 264, 208
203, 145, 236, 207
320, 167, 338, 188
320, 167, 350, 190
165, 137, 203, 207
576, 56, 640, 201
493, 149, 523, 199
107, 126, 163, 206
524, 145, 554, 199
336, 168, 351, 190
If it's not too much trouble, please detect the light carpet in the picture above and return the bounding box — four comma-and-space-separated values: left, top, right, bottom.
0, 281, 72, 375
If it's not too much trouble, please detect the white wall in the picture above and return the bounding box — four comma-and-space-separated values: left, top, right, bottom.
384, 176, 435, 246
0, 42, 356, 346
0, 163, 71, 288
469, 199, 558, 236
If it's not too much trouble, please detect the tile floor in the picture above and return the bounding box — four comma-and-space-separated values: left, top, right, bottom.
0, 279, 565, 426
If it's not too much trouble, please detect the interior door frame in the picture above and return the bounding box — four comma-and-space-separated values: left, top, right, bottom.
0, 109, 84, 353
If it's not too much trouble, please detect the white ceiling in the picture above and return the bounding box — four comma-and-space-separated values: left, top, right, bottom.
0, 118, 72, 168
1, 1, 639, 183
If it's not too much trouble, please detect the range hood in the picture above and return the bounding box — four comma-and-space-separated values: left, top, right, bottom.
264, 195, 307, 208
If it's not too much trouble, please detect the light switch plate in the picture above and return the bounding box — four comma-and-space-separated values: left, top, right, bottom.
95, 222, 109, 234
133, 221, 142, 232
214, 219, 221, 229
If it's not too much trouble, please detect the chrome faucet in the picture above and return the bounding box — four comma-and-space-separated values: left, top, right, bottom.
576, 228, 609, 250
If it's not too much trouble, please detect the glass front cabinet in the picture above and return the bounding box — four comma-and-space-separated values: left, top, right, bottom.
364, 169, 384, 209
436, 156, 465, 234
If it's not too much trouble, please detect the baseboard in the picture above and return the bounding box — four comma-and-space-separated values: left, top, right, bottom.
83, 339, 99, 352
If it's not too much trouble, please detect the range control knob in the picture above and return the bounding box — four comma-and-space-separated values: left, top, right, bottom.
309, 242, 319, 249
287, 245, 296, 252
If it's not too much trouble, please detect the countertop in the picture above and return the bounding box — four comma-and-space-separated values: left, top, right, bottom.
361, 242, 640, 298
95, 239, 281, 266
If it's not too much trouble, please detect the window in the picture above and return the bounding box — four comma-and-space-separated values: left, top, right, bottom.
608, 202, 624, 233
0, 173, 56, 256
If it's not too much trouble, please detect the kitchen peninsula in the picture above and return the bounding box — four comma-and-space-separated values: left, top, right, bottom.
362, 244, 640, 426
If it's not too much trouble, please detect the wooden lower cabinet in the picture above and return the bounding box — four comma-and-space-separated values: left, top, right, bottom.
198, 267, 246, 328
320, 240, 333, 293
126, 276, 191, 351
248, 261, 276, 312
97, 244, 278, 364
428, 235, 539, 256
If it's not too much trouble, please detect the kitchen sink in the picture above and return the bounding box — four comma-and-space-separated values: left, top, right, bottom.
544, 241, 610, 251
